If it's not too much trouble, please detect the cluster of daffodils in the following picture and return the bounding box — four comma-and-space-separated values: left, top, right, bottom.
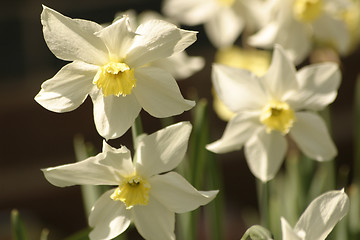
33, 0, 358, 238
36, 6, 217, 240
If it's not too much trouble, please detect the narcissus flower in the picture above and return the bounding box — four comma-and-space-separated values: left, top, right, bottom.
281, 189, 349, 240
35, 6, 196, 140
249, 0, 352, 64
207, 45, 340, 182
162, 0, 265, 48
42, 122, 218, 240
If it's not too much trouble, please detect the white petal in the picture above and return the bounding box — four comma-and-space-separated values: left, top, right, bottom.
99, 142, 135, 177
261, 45, 299, 100
133, 67, 195, 118
95, 16, 136, 61
162, 0, 217, 25
204, 7, 244, 48
89, 190, 131, 240
281, 217, 304, 240
206, 112, 260, 154
244, 128, 287, 182
290, 112, 337, 161
132, 197, 175, 240
294, 190, 350, 240
135, 122, 192, 177
42, 152, 120, 187
212, 64, 268, 112
149, 172, 218, 213
126, 20, 197, 68
90, 91, 142, 140
35, 61, 97, 113
248, 22, 281, 48
150, 52, 205, 80
41, 6, 108, 65
313, 13, 350, 55
286, 63, 341, 111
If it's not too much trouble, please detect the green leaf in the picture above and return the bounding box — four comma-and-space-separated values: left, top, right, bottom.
11, 209, 28, 240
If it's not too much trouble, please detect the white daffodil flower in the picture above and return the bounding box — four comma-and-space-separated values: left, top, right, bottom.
114, 10, 205, 80
43, 122, 218, 240
35, 6, 196, 140
162, 0, 266, 48
207, 45, 340, 182
281, 189, 349, 240
248, 0, 352, 64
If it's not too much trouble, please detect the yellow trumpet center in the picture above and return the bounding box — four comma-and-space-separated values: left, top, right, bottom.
111, 175, 151, 209
93, 62, 136, 97
293, 0, 323, 23
217, 0, 235, 7
260, 101, 295, 134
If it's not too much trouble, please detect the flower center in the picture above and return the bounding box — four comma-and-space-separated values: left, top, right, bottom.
110, 175, 151, 209
93, 62, 136, 97
293, 0, 323, 23
217, 0, 235, 7
260, 101, 295, 134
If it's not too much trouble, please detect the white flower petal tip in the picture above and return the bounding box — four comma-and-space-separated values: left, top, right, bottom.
135, 121, 193, 177
291, 190, 350, 240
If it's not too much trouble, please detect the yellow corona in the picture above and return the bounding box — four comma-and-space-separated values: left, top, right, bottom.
260, 100, 295, 134
93, 62, 136, 97
111, 175, 151, 209
293, 0, 323, 23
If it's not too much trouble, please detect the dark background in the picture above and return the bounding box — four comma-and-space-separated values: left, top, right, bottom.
1, 0, 359, 239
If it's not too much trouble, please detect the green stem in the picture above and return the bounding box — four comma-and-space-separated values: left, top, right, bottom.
131, 115, 144, 149
257, 180, 269, 229
354, 75, 360, 185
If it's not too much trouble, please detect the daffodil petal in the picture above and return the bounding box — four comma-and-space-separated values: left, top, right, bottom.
281, 217, 304, 240
90, 91, 142, 140
286, 63, 341, 111
244, 128, 287, 182
248, 22, 280, 48
290, 112, 337, 161
261, 45, 299, 100
294, 190, 349, 240
41, 5, 108, 65
204, 7, 244, 48
95, 16, 136, 60
206, 112, 260, 154
150, 52, 205, 80
126, 20, 197, 68
42, 152, 120, 187
149, 172, 218, 213
313, 13, 350, 55
135, 122, 192, 177
89, 190, 131, 240
212, 64, 268, 112
132, 197, 175, 240
99, 142, 135, 177
162, 0, 217, 25
133, 67, 195, 118
35, 61, 97, 113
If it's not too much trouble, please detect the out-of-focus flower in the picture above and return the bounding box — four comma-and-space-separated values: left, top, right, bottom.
281, 189, 349, 240
114, 10, 205, 80
249, 0, 352, 64
340, 0, 360, 54
213, 46, 272, 121
35, 6, 196, 140
162, 0, 267, 48
207, 45, 340, 182
43, 122, 218, 240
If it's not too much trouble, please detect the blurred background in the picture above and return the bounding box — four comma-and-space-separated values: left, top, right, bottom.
1, 0, 360, 239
